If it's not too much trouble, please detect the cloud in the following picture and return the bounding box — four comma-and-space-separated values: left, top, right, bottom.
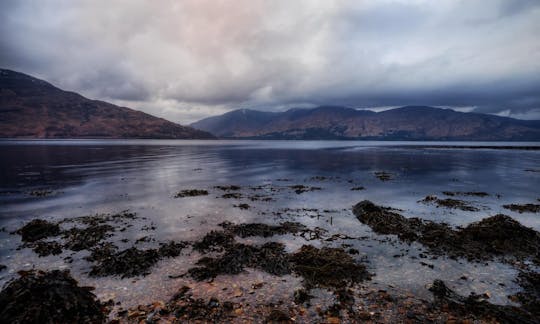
1, 0, 539, 123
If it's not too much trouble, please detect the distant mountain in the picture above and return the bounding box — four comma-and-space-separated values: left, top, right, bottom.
0, 69, 215, 139
191, 106, 540, 140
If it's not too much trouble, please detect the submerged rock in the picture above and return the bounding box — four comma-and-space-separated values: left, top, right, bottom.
353, 200, 540, 264
0, 270, 106, 323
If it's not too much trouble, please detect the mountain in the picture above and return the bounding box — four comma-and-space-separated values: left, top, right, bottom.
191, 106, 540, 140
0, 69, 215, 139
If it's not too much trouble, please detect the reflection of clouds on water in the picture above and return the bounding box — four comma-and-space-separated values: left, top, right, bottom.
0, 140, 539, 309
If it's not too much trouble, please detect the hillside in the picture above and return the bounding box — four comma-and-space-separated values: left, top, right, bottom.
0, 69, 215, 139
191, 106, 540, 140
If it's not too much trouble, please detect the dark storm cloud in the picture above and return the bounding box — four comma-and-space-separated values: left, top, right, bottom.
1, 0, 539, 123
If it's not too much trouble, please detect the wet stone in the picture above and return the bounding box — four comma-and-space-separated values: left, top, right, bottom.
31, 241, 63, 257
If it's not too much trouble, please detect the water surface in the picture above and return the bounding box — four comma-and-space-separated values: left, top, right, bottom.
1, 139, 539, 310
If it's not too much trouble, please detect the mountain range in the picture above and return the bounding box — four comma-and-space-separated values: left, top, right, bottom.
2, 68, 540, 141
0, 69, 214, 139
191, 106, 540, 141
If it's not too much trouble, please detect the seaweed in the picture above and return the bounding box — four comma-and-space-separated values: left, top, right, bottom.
174, 189, 208, 198
429, 279, 536, 324
289, 245, 372, 289
288, 185, 321, 194
15, 220, 60, 243
503, 203, 540, 213
219, 221, 307, 238
188, 242, 291, 281
374, 171, 393, 181
214, 185, 241, 191
87, 241, 187, 278
420, 195, 479, 211
63, 224, 115, 251
0, 270, 106, 323
353, 200, 540, 264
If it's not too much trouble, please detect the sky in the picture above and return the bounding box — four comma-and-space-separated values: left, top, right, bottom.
1, 0, 540, 124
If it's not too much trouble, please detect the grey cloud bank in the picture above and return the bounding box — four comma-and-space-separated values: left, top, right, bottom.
1, 0, 539, 123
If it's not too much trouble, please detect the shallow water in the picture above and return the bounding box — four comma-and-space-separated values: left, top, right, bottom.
1, 139, 539, 311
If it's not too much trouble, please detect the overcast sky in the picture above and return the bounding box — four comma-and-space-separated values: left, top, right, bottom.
1, 0, 540, 124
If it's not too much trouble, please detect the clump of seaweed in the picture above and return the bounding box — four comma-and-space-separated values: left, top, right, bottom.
353, 200, 540, 264
174, 189, 208, 198
192, 231, 235, 253
289, 245, 372, 289
63, 224, 115, 251
214, 185, 241, 191
188, 242, 291, 281
288, 185, 321, 194
443, 191, 489, 197
509, 271, 540, 317
221, 193, 242, 199
219, 221, 307, 238
86, 241, 187, 278
0, 270, 106, 323
419, 195, 479, 211
503, 203, 540, 214
234, 203, 250, 210
429, 279, 536, 323
16, 219, 60, 242
374, 171, 393, 181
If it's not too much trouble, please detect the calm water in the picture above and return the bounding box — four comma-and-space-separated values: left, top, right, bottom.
1, 140, 539, 310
